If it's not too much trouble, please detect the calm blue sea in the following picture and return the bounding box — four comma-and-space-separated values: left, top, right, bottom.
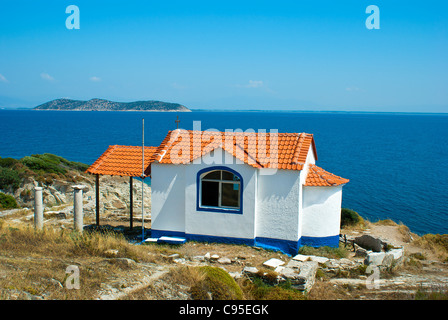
1, 110, 447, 235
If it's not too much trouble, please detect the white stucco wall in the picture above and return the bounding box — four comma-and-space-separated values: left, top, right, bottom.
297, 144, 318, 240
184, 148, 258, 240
302, 186, 342, 238
151, 162, 186, 234
256, 170, 301, 242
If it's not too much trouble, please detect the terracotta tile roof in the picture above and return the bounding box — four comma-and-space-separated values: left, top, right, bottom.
153, 130, 318, 170
86, 145, 158, 177
305, 164, 349, 187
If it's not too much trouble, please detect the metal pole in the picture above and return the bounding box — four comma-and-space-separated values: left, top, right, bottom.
130, 176, 133, 231
141, 118, 145, 241
96, 174, 100, 227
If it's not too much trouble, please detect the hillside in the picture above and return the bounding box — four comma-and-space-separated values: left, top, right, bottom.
33, 98, 191, 112
0, 154, 448, 301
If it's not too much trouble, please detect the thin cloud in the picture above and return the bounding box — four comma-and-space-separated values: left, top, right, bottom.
41, 72, 55, 81
346, 86, 365, 92
237, 80, 264, 88
90, 76, 101, 82
0, 73, 8, 83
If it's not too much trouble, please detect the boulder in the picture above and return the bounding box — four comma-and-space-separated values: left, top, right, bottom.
279, 268, 306, 285
354, 234, 384, 252
294, 261, 318, 291
364, 252, 386, 266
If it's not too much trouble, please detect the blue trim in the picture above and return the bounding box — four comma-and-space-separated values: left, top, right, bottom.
196, 166, 243, 215
255, 237, 301, 256
150, 229, 339, 255
151, 229, 185, 239
301, 235, 340, 248
187, 233, 255, 246
151, 229, 254, 246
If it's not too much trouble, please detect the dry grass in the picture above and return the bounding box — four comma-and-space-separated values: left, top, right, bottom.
374, 219, 399, 226
0, 220, 155, 299
413, 234, 448, 262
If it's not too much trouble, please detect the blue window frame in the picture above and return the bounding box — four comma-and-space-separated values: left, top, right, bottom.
196, 166, 243, 214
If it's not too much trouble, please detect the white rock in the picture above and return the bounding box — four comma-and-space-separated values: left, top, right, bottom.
310, 256, 329, 264
365, 252, 386, 266
218, 257, 232, 264
292, 254, 311, 262
388, 248, 404, 260
242, 267, 259, 275
263, 258, 285, 269
274, 266, 285, 273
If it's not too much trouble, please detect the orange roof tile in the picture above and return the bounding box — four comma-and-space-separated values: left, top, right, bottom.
153, 130, 318, 170
305, 164, 349, 187
86, 145, 157, 177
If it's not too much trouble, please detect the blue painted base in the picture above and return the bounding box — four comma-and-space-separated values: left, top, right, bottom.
151, 229, 339, 255
301, 235, 340, 248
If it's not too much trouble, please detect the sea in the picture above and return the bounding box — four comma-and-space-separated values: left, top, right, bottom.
1, 109, 447, 235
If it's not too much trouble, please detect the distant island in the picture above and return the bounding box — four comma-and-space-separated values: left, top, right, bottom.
33, 98, 191, 112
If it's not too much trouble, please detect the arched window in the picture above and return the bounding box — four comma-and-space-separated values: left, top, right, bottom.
197, 167, 242, 213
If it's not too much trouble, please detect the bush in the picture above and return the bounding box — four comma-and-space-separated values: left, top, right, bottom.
241, 276, 305, 300
341, 208, 363, 227
0, 167, 21, 191
20, 154, 89, 176
0, 157, 19, 168
20, 155, 66, 175
0, 192, 18, 209
190, 266, 243, 300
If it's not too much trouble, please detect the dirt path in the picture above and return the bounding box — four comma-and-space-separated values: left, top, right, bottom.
97, 264, 171, 300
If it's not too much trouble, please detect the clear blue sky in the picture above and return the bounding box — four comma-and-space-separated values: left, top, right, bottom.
0, 1, 447, 112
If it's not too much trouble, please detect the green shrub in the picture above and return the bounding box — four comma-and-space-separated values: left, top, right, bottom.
20, 155, 67, 175
341, 208, 363, 227
190, 266, 243, 300
68, 161, 89, 172
0, 157, 19, 168
0, 192, 18, 209
0, 167, 21, 191
20, 154, 88, 175
244, 277, 305, 300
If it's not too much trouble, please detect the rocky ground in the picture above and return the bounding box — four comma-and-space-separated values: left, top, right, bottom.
6, 174, 152, 227
1, 175, 448, 300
